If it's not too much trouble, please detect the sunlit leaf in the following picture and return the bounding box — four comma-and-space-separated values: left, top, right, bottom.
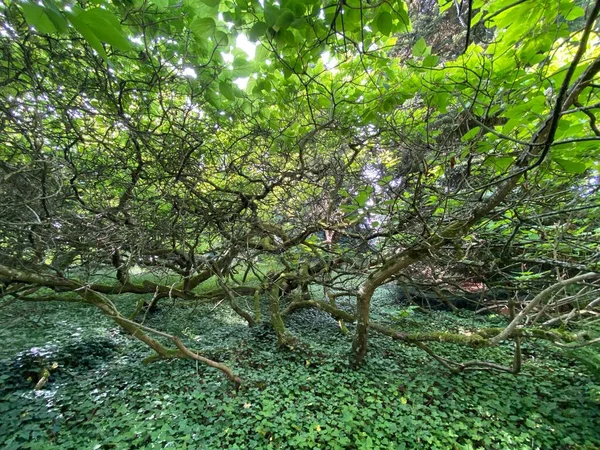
190, 17, 216, 38
486, 156, 514, 172
461, 127, 481, 142
554, 158, 587, 174
219, 81, 235, 101
412, 37, 427, 57
275, 9, 295, 30
249, 21, 268, 41
376, 12, 393, 36
21, 3, 56, 34
150, 0, 169, 9
76, 8, 131, 51
67, 12, 108, 60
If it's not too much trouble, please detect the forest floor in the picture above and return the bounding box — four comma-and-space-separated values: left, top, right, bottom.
1, 285, 599, 450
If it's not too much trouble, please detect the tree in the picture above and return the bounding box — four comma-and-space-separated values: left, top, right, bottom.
1, 0, 599, 383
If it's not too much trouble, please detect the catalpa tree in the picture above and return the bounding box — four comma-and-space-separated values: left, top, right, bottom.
1, 0, 599, 384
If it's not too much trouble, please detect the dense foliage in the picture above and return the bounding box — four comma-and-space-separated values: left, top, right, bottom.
1, 0, 600, 445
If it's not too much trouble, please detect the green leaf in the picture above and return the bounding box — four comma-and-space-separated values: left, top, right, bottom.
438, 0, 453, 13
471, 10, 483, 26
412, 38, 427, 57
275, 29, 295, 47
215, 30, 229, 46
241, 100, 252, 114
205, 86, 221, 108
219, 81, 235, 101
188, 1, 219, 18
397, 7, 410, 32
341, 204, 358, 213
275, 9, 295, 31
355, 191, 368, 207
375, 12, 393, 36
21, 3, 56, 34
422, 55, 438, 67
76, 8, 131, 51
67, 12, 108, 60
256, 79, 271, 93
42, 0, 69, 33
286, 0, 306, 17
501, 118, 519, 135
249, 22, 268, 41
486, 156, 514, 172
432, 92, 449, 112
233, 84, 245, 98
562, 5, 584, 20
554, 158, 587, 174
201, 0, 221, 6
255, 43, 270, 62
150, 0, 170, 9
461, 127, 481, 142
190, 17, 216, 38
232, 57, 254, 76
264, 4, 279, 27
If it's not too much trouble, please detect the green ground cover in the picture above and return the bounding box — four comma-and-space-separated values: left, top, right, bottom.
1, 287, 599, 450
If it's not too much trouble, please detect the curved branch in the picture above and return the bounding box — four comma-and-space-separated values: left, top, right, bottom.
489, 273, 599, 345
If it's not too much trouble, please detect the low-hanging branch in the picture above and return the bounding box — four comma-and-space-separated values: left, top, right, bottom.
2, 260, 598, 383
108, 315, 242, 386
488, 273, 600, 345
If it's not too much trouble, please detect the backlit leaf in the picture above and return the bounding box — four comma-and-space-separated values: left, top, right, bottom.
554, 158, 587, 174
412, 37, 427, 57
21, 3, 56, 34
76, 8, 131, 51
376, 12, 393, 36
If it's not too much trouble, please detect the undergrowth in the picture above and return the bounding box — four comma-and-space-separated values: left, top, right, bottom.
1, 286, 599, 449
